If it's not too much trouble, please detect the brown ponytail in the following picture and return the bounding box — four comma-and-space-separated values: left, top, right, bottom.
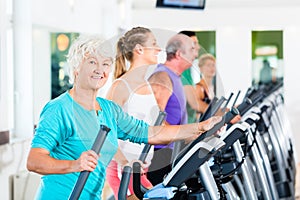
113, 27, 152, 79
114, 37, 127, 79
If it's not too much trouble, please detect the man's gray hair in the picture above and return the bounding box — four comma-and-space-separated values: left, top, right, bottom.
165, 34, 185, 61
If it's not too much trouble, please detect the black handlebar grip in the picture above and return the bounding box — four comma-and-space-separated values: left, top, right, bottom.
232, 90, 241, 107
118, 166, 132, 200
133, 162, 144, 200
69, 125, 111, 200
222, 93, 234, 113
225, 107, 240, 124
237, 98, 252, 116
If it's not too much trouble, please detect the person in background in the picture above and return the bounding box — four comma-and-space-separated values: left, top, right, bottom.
105, 27, 170, 199
147, 33, 198, 185
259, 59, 274, 84
26, 35, 221, 200
179, 30, 208, 123
195, 53, 217, 118
196, 53, 242, 123
180, 32, 240, 123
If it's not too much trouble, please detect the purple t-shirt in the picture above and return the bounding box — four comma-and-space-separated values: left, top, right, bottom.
152, 64, 188, 148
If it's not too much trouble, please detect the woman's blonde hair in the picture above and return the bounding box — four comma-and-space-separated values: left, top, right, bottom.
198, 53, 216, 68
114, 27, 151, 79
66, 35, 113, 83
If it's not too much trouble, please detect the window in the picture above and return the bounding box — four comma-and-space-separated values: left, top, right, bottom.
252, 31, 283, 85
51, 33, 79, 99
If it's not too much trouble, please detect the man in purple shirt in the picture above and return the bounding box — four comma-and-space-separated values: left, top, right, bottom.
147, 33, 197, 185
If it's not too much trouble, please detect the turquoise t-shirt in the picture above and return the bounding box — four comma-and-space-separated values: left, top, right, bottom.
31, 92, 148, 200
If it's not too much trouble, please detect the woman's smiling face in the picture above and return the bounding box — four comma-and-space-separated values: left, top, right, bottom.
142, 32, 161, 65
75, 54, 112, 91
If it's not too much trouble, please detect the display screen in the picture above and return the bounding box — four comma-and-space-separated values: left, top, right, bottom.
156, 0, 206, 9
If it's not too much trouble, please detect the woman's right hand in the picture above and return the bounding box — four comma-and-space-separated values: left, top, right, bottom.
74, 150, 99, 172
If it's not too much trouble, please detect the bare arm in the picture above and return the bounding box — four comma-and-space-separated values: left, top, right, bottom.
106, 79, 129, 106
184, 85, 209, 114
113, 148, 129, 166
148, 71, 173, 111
147, 116, 222, 145
27, 148, 98, 175
147, 71, 222, 144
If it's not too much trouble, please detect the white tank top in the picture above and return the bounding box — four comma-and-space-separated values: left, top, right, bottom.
117, 66, 159, 167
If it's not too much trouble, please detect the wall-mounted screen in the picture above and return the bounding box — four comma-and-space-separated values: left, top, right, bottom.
156, 0, 206, 10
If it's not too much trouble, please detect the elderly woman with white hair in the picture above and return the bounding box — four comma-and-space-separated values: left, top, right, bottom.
26, 35, 221, 199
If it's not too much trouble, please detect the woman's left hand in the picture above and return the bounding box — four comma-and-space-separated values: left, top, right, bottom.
197, 116, 222, 134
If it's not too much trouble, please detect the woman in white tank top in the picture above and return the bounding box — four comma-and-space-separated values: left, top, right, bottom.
106, 27, 163, 199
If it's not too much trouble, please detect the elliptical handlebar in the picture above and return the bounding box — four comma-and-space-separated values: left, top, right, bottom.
232, 90, 241, 108
139, 111, 167, 162
210, 96, 227, 117
69, 125, 111, 200
221, 92, 234, 113
118, 111, 166, 200
133, 162, 144, 200
198, 97, 218, 122
118, 166, 132, 200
